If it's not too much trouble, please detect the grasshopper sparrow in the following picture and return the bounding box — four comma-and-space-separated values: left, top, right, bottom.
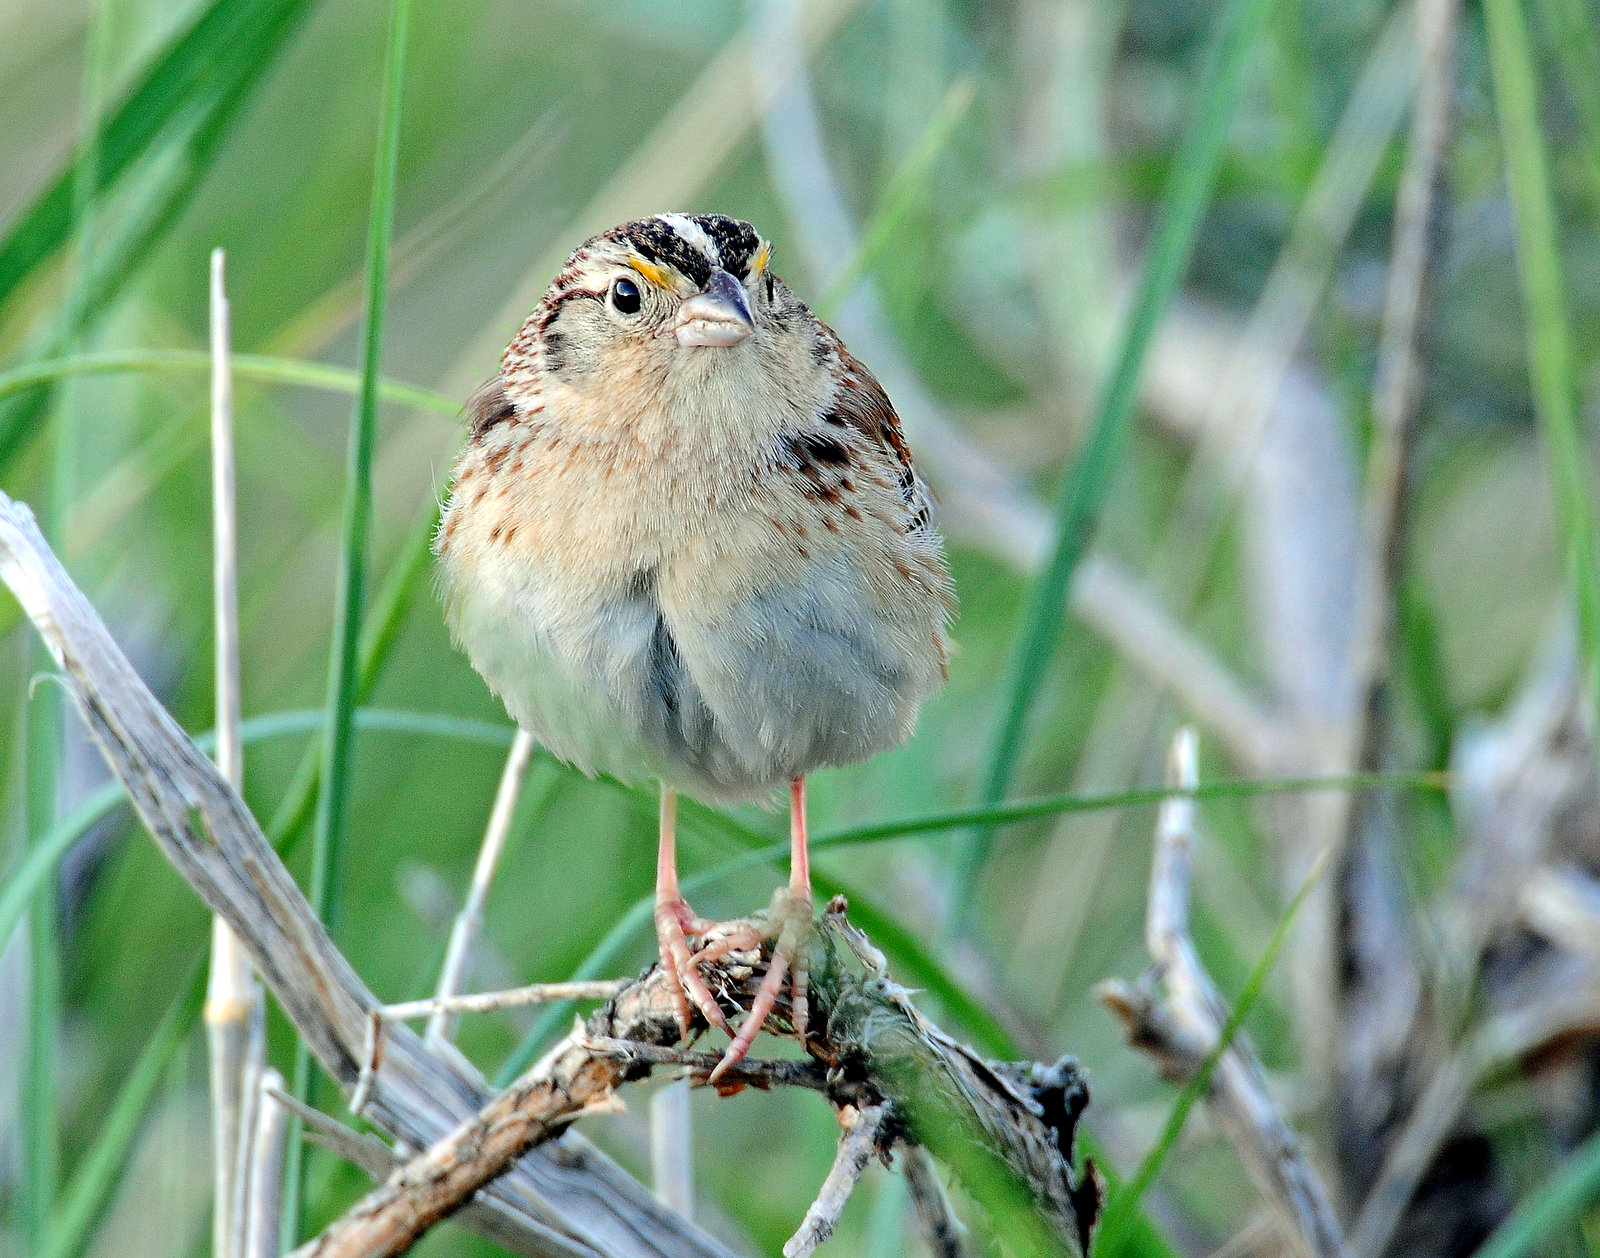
436, 214, 954, 1075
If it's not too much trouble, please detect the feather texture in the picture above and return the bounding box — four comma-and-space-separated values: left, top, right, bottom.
436, 215, 953, 803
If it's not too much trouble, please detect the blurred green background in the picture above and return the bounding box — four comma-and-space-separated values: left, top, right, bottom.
2, 0, 1599, 1254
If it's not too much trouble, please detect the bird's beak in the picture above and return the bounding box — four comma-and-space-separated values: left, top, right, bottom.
670, 267, 756, 347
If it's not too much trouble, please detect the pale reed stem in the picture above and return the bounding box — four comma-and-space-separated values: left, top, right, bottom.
204, 248, 264, 1258
428, 726, 537, 1043
385, 980, 625, 1023
650, 1080, 694, 1221
243, 1070, 291, 1258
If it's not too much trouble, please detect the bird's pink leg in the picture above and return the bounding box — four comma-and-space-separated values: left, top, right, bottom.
654, 784, 730, 1037
710, 776, 814, 1081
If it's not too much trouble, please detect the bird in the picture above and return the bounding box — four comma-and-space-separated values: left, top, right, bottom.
434, 213, 954, 1077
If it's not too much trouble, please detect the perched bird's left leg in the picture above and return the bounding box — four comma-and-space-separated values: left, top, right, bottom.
655, 784, 731, 1038
709, 776, 814, 1081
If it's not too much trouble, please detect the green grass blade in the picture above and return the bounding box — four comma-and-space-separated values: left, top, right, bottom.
15, 0, 117, 1220
356, 502, 442, 695
21, 754, 61, 1249
946, 0, 1277, 929
307, 0, 412, 931
290, 0, 412, 1233
1094, 848, 1330, 1254
37, 963, 206, 1258
813, 78, 976, 321
23, 563, 65, 1248
1485, 0, 1600, 740
0, 350, 458, 414
1474, 1124, 1600, 1258
0, 0, 320, 471
818, 771, 1446, 847
0, 0, 321, 471
0, 0, 317, 310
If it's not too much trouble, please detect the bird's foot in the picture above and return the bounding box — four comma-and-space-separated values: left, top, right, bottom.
707, 884, 814, 1083
655, 895, 732, 1039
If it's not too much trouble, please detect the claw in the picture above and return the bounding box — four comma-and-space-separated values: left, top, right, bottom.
688, 924, 762, 969
708, 885, 813, 1083
655, 896, 731, 1037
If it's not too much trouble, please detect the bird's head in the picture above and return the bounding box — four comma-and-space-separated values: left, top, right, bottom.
506, 214, 792, 394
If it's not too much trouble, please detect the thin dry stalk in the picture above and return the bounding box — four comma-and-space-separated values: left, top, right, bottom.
205, 247, 264, 1258
1100, 730, 1350, 1258
207, 249, 242, 798
428, 726, 537, 1042
243, 1069, 290, 1258
782, 1102, 888, 1258
650, 1080, 694, 1221
386, 980, 626, 1024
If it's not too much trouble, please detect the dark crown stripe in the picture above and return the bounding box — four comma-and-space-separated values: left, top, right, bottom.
596, 215, 767, 289
693, 214, 762, 278
616, 218, 713, 288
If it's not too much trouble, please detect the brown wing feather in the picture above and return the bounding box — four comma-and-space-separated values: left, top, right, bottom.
813, 325, 934, 536
465, 377, 516, 439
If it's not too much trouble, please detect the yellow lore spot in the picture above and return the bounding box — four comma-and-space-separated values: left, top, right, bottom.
750, 241, 771, 276
631, 258, 673, 290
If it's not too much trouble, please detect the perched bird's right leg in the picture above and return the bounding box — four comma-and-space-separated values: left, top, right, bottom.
654, 784, 731, 1037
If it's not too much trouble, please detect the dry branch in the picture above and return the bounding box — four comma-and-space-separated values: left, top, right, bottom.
301, 903, 1098, 1258
0, 489, 1097, 1258
268, 1085, 603, 1258
783, 1102, 888, 1258
1100, 731, 1349, 1258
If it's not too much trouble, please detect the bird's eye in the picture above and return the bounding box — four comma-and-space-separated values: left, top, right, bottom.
610, 276, 642, 315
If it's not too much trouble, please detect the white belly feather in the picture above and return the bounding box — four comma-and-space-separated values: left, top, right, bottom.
444, 545, 936, 805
